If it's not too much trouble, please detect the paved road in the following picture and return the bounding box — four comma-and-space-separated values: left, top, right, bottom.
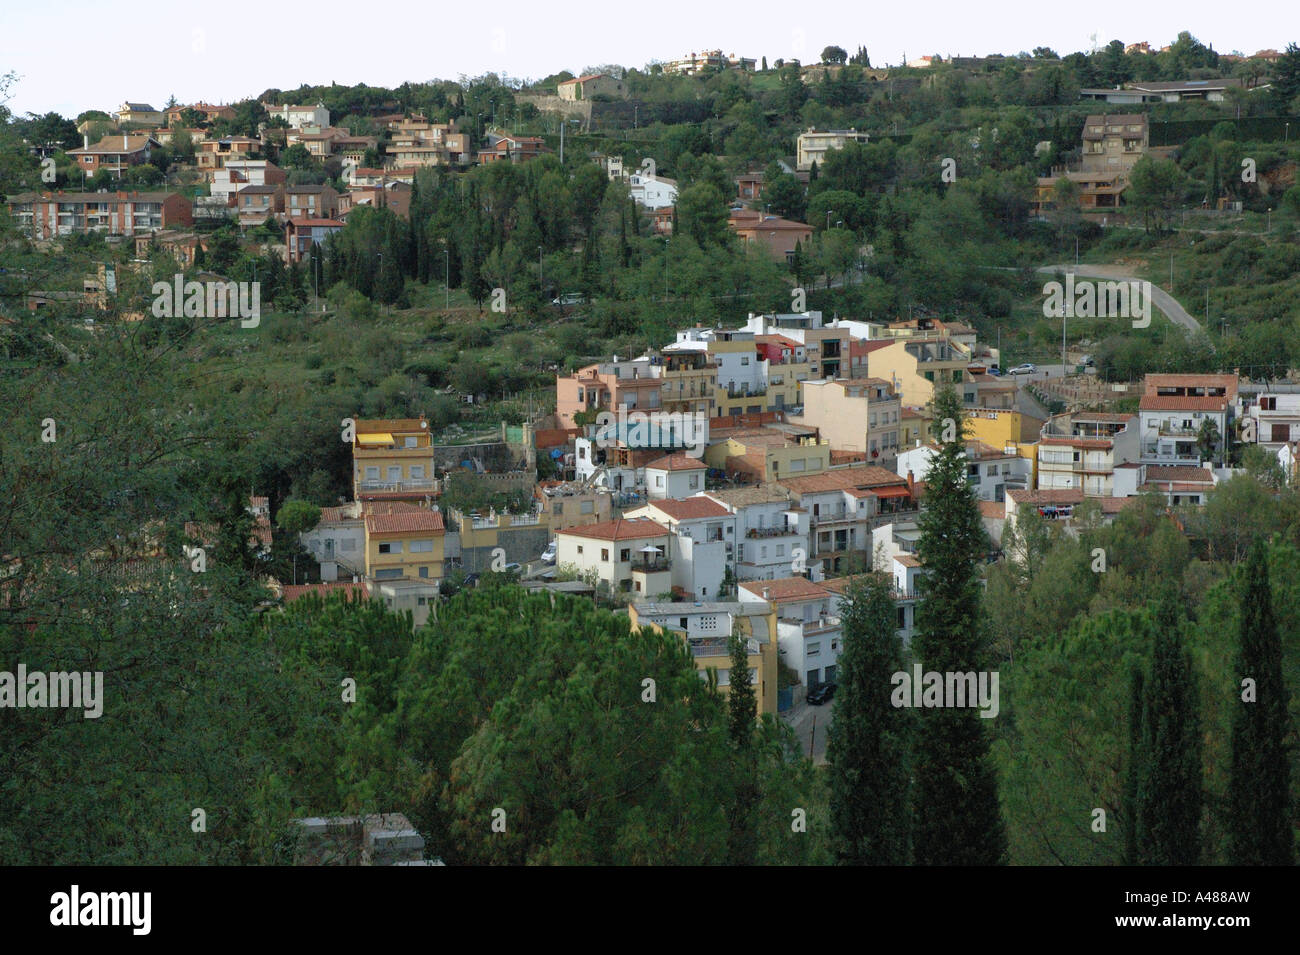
782, 697, 834, 765
1035, 264, 1203, 333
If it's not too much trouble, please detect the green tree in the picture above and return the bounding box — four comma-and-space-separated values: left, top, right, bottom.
821, 46, 848, 65
675, 182, 730, 247
276, 499, 322, 536
725, 626, 759, 865
1227, 541, 1294, 865
1126, 156, 1189, 233
912, 384, 1006, 864
1134, 588, 1203, 865
827, 574, 911, 864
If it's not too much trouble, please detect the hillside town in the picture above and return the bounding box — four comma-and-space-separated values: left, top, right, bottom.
2, 17, 1299, 884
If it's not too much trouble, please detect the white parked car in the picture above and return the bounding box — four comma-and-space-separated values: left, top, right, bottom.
1007, 363, 1037, 376
540, 540, 557, 564
551, 292, 585, 307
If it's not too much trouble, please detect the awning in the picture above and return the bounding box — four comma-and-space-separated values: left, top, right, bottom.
869, 486, 912, 499
356, 432, 394, 446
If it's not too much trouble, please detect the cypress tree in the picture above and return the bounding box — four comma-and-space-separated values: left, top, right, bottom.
1123, 666, 1144, 865
725, 626, 758, 865
827, 574, 911, 864
912, 384, 1006, 864
1227, 541, 1294, 865
1135, 589, 1202, 865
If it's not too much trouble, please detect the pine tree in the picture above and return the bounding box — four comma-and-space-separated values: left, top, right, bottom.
827, 574, 911, 864
1227, 541, 1294, 865
1135, 588, 1202, 865
911, 384, 1006, 864
725, 626, 758, 865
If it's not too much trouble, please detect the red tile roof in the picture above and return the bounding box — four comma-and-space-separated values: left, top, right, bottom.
648, 498, 732, 520
363, 501, 445, 535
645, 452, 708, 471
738, 576, 828, 603
557, 518, 669, 541
1139, 395, 1230, 412
776, 465, 906, 494
1144, 465, 1213, 484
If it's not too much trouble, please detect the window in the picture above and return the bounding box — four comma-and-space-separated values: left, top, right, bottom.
418, 566, 429, 578
986, 464, 997, 476
807, 642, 821, 655
621, 548, 631, 562
404, 437, 417, 448
418, 596, 427, 605
375, 568, 402, 580
409, 540, 434, 553
365, 466, 379, 481
577, 545, 584, 555
602, 548, 610, 561
580, 500, 594, 514
553, 503, 563, 515
679, 617, 688, 629
689, 475, 700, 489
655, 476, 664, 488
387, 466, 401, 482
741, 356, 750, 365
1261, 397, 1277, 411
410, 465, 424, 480
378, 542, 401, 554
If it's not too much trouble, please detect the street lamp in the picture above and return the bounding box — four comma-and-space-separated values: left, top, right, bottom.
443, 245, 450, 309
826, 209, 833, 231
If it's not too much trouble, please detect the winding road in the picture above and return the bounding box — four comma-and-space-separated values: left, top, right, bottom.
1034, 264, 1203, 334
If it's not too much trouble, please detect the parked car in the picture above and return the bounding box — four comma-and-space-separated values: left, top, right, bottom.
1007, 363, 1037, 376
501, 562, 522, 574
987, 364, 1001, 376
807, 682, 837, 705
463, 572, 480, 588
540, 540, 557, 564
1080, 354, 1095, 367
551, 292, 585, 306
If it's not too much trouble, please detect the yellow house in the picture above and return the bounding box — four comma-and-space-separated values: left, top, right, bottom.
900, 407, 933, 448
352, 416, 436, 503
363, 502, 446, 582
448, 505, 549, 573
865, 338, 970, 408
963, 407, 1039, 485
628, 600, 779, 715
703, 427, 830, 483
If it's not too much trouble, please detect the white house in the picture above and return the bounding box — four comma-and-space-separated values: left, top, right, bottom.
644, 453, 707, 500
624, 497, 735, 600
739, 577, 840, 691
702, 485, 811, 581
896, 441, 1031, 503
299, 502, 366, 581
628, 172, 678, 209
1138, 374, 1237, 466
554, 517, 671, 597
1245, 392, 1300, 450
266, 102, 331, 129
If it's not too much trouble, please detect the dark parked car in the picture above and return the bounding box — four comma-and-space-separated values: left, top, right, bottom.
807, 682, 837, 705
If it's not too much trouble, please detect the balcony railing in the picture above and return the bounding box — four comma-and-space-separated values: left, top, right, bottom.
688, 636, 758, 657
358, 478, 435, 491
746, 526, 798, 538
631, 558, 671, 573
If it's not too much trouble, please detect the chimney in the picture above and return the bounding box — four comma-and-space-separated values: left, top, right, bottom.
83, 134, 89, 149
123, 134, 129, 150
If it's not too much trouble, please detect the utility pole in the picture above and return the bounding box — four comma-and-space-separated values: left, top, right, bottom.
444, 247, 450, 309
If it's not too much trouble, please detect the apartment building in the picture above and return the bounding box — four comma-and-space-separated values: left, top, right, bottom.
9, 190, 193, 238
479, 133, 547, 164
704, 424, 830, 483
533, 481, 614, 533
197, 136, 261, 172
796, 127, 871, 171
754, 334, 811, 411
1112, 462, 1218, 505
351, 416, 436, 502
860, 336, 970, 408
1243, 392, 1300, 450
792, 378, 902, 470
385, 116, 471, 168
285, 184, 340, 220
775, 466, 915, 575
701, 485, 810, 581
1037, 412, 1138, 495
1034, 113, 1148, 214
741, 312, 850, 380
1138, 374, 1237, 465
236, 185, 285, 226
896, 441, 1031, 503
739, 577, 840, 691
449, 504, 548, 572
629, 600, 777, 715
555, 357, 664, 428
211, 160, 287, 202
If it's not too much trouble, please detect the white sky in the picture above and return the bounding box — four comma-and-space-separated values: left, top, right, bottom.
1, 1, 1293, 117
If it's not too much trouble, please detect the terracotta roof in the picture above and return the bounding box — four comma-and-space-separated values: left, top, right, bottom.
896, 554, 923, 567
1144, 465, 1213, 484
645, 453, 708, 471
363, 502, 445, 535
738, 576, 829, 603
776, 465, 907, 494
1040, 437, 1114, 450
702, 485, 795, 508
557, 518, 669, 541
282, 581, 370, 602
1139, 395, 1230, 412
648, 498, 732, 520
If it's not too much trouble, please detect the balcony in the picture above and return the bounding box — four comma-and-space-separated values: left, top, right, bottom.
358, 478, 435, 492
746, 525, 798, 538
630, 557, 671, 572
689, 636, 759, 658
1156, 426, 1199, 437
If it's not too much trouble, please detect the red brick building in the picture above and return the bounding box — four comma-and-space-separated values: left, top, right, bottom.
8, 190, 193, 238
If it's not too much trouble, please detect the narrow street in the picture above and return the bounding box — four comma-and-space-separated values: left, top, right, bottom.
782, 696, 835, 766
